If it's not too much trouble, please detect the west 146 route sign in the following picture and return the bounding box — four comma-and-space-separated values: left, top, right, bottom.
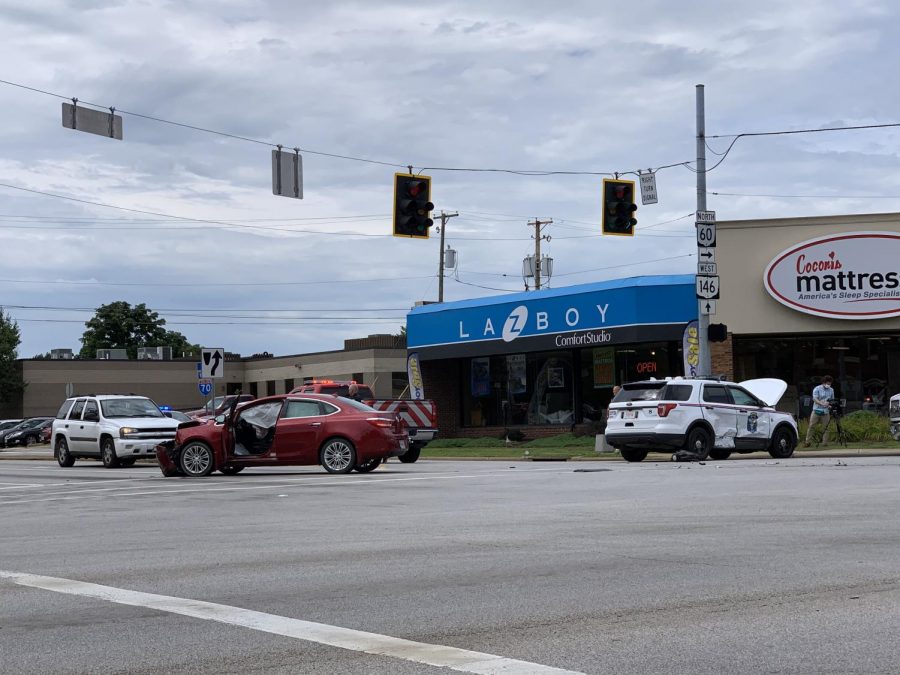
696, 275, 720, 300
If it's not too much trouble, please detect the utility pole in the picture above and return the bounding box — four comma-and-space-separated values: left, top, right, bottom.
437, 211, 458, 302
528, 218, 552, 290
696, 84, 712, 377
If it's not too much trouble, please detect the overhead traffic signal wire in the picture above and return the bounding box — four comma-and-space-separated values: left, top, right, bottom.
0, 77, 691, 179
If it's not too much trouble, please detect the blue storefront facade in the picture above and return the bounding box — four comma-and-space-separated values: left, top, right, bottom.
407, 275, 698, 438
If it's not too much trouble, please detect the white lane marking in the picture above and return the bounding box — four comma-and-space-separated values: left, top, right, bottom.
0, 571, 582, 675
0, 468, 574, 506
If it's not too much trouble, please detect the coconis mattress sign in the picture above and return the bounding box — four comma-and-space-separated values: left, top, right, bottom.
763, 231, 900, 319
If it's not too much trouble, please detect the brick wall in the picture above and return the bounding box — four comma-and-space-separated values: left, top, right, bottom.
710, 333, 734, 381
422, 359, 460, 437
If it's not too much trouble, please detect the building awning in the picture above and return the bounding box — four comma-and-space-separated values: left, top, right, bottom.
407, 275, 697, 360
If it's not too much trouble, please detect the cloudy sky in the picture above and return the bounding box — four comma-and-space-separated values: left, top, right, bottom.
1, 0, 898, 359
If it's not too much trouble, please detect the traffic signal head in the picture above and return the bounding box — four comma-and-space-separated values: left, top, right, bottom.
393, 173, 434, 238
708, 323, 728, 342
602, 178, 637, 236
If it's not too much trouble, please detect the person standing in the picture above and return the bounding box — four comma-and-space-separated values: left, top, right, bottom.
347, 383, 362, 402
804, 375, 834, 446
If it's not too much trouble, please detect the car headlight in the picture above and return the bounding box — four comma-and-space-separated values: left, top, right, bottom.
119, 427, 140, 438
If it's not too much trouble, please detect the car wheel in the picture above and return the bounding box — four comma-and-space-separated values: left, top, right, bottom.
353, 457, 382, 473
55, 438, 75, 467
179, 442, 215, 477
684, 427, 712, 461
119, 457, 136, 467
708, 448, 732, 460
769, 426, 796, 459
320, 438, 356, 474
620, 448, 648, 462
101, 438, 120, 468
220, 466, 245, 475
24, 435, 35, 447
397, 446, 421, 463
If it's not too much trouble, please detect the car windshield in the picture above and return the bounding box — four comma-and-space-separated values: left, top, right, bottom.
19, 418, 48, 429
336, 397, 377, 411
101, 398, 165, 418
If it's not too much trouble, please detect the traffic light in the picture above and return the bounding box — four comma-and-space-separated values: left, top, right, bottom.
393, 173, 434, 238
602, 178, 637, 236
708, 323, 728, 342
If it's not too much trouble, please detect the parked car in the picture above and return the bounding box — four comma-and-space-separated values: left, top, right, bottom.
52, 394, 180, 468
0, 419, 23, 434
0, 417, 52, 448
40, 420, 53, 444
185, 394, 255, 420
606, 377, 798, 462
2, 417, 52, 447
156, 393, 409, 477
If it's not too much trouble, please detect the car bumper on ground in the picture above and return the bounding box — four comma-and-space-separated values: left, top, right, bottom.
155, 440, 183, 476
605, 432, 686, 451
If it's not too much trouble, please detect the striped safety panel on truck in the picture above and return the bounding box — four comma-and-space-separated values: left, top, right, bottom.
367, 400, 436, 428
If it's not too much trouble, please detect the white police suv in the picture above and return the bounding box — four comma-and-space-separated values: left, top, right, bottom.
606, 377, 798, 462
52, 394, 181, 468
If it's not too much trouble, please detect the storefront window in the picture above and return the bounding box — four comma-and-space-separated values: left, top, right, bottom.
734, 334, 900, 416
462, 342, 681, 427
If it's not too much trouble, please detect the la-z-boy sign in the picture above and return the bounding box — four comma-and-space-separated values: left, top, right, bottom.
406, 276, 697, 359
764, 231, 900, 320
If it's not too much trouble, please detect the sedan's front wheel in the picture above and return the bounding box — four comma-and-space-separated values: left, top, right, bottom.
320, 438, 356, 474
179, 442, 215, 477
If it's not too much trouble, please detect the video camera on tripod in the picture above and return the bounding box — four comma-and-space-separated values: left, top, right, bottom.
827, 398, 845, 417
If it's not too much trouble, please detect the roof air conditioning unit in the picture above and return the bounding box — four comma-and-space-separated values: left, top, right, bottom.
50, 348, 74, 360
137, 346, 173, 360
96, 348, 129, 360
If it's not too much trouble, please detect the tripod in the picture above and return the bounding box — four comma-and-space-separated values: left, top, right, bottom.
814, 413, 848, 448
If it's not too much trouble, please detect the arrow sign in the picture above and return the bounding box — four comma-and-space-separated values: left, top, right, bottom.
201, 348, 225, 379
701, 299, 717, 315
699, 247, 715, 261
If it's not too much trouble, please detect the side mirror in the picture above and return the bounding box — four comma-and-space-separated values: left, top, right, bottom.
214, 414, 226, 425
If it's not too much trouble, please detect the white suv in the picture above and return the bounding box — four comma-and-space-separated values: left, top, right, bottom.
52, 395, 181, 468
606, 378, 798, 462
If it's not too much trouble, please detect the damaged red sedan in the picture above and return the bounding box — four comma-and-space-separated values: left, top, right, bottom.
156, 393, 409, 477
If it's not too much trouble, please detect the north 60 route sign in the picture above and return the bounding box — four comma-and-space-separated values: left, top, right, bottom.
696, 222, 716, 247
696, 275, 720, 300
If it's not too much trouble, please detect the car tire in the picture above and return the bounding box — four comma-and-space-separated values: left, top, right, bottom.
119, 457, 136, 467
320, 438, 356, 474
397, 446, 421, 463
354, 458, 382, 473
24, 435, 35, 447
101, 437, 120, 468
55, 438, 75, 467
620, 448, 648, 462
179, 442, 215, 477
220, 466, 245, 475
769, 426, 796, 459
684, 427, 712, 461
708, 448, 732, 460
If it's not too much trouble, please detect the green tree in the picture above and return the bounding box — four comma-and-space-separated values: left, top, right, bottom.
78, 301, 197, 359
0, 309, 26, 407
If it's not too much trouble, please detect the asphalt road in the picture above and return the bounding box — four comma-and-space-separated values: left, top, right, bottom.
2, 457, 900, 674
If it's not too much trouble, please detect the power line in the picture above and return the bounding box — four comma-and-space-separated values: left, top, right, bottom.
0, 274, 433, 288
708, 121, 900, 140
710, 191, 900, 199
1, 304, 410, 312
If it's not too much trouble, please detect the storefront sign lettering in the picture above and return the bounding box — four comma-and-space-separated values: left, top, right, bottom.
452, 303, 612, 344
764, 232, 900, 319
